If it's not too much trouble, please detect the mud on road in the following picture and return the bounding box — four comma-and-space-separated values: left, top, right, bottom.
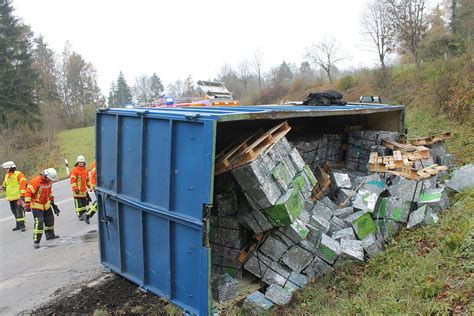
32, 274, 180, 315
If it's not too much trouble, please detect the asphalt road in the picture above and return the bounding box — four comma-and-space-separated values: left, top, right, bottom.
0, 179, 103, 315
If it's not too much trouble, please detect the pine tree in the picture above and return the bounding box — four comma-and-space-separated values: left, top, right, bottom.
115, 71, 132, 107
0, 1, 39, 126
149, 73, 164, 99
108, 81, 116, 107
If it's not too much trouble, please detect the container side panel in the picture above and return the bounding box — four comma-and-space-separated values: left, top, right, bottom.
99, 115, 117, 191
172, 222, 205, 311
144, 212, 171, 298
121, 204, 145, 280
119, 117, 141, 200
144, 119, 171, 209
171, 121, 205, 219
100, 196, 120, 270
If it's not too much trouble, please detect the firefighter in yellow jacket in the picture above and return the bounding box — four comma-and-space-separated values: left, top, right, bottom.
70, 155, 92, 220
1, 161, 27, 232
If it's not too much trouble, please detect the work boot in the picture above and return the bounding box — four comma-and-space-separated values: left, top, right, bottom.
21, 227, 26, 232
46, 234, 60, 240
79, 212, 86, 221
84, 215, 90, 224
12, 226, 21, 231
33, 242, 40, 249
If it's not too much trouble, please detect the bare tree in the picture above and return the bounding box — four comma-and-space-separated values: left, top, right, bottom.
252, 49, 264, 97
217, 62, 233, 81
133, 75, 151, 102
386, 0, 428, 68
236, 59, 252, 94
361, 0, 395, 70
305, 37, 345, 83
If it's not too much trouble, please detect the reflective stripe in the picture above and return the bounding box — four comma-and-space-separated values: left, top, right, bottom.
44, 226, 54, 231
31, 201, 51, 210
27, 184, 36, 194
16, 217, 25, 222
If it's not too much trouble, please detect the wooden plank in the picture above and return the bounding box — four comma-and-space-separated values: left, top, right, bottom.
369, 152, 378, 164
237, 233, 265, 264
312, 166, 331, 200
381, 139, 418, 152
416, 146, 431, 159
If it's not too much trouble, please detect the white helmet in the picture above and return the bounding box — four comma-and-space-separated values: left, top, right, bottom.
2, 161, 16, 169
43, 168, 58, 181
76, 155, 86, 164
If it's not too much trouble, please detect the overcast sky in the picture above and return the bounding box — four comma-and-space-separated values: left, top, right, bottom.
15, 0, 389, 94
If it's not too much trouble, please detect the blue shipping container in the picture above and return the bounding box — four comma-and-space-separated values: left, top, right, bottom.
96, 104, 404, 315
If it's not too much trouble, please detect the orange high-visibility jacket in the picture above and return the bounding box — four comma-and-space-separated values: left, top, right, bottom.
3, 170, 27, 201
25, 175, 54, 211
70, 165, 91, 198
90, 160, 96, 188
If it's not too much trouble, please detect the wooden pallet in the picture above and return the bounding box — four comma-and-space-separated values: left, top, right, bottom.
369, 151, 412, 171
408, 132, 451, 146
215, 121, 291, 175
215, 132, 263, 174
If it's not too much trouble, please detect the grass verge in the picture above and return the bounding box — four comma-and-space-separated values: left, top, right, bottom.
55, 126, 95, 179
283, 189, 474, 314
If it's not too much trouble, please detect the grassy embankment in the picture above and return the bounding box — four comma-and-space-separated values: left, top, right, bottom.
54, 126, 95, 179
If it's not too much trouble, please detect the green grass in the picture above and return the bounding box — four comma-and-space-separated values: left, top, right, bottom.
406, 106, 474, 164
55, 126, 95, 179
282, 189, 474, 314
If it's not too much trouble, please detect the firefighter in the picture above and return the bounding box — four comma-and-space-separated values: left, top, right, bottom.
25, 168, 61, 248
84, 159, 97, 224
1, 161, 27, 231
70, 155, 92, 221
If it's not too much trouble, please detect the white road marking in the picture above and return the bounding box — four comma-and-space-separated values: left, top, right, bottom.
0, 197, 74, 223
0, 215, 14, 223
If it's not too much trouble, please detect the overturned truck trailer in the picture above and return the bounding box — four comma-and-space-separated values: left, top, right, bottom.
95, 104, 405, 315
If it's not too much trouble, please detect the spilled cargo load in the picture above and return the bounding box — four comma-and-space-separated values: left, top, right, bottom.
210, 122, 457, 311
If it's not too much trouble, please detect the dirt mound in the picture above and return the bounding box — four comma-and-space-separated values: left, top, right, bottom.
33, 275, 172, 315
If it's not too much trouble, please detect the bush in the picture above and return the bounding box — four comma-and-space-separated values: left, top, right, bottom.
338, 75, 356, 91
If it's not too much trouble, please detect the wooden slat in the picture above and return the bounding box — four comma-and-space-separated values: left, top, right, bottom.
381, 139, 418, 152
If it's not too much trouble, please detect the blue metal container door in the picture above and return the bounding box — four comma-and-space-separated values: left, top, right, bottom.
96, 112, 215, 315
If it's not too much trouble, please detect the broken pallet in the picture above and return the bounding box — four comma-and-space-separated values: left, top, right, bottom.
408, 132, 451, 146
369, 151, 412, 171
378, 164, 447, 180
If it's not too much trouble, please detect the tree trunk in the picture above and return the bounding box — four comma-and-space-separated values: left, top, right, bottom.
327, 70, 333, 84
